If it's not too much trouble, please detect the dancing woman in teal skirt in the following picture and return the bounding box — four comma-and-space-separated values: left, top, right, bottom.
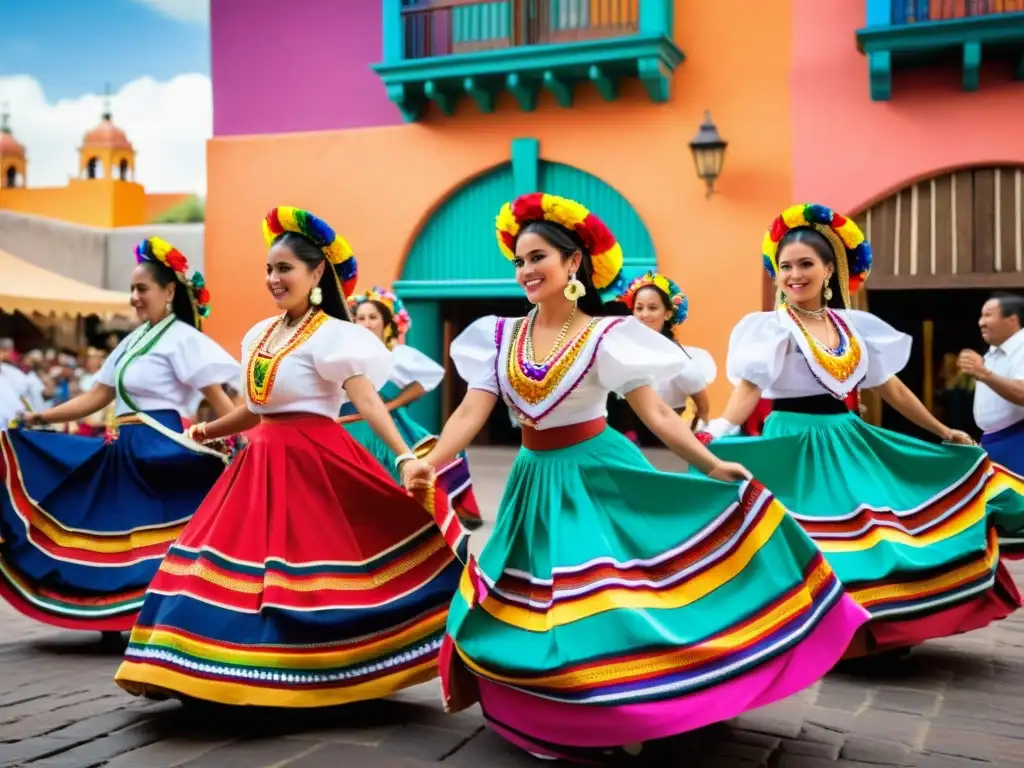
399, 193, 869, 762
341, 286, 482, 529
699, 203, 1024, 659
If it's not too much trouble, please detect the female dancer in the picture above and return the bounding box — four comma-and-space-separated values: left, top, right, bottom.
616, 271, 716, 439
405, 193, 869, 762
700, 204, 1024, 659
115, 207, 464, 707
0, 238, 238, 633
341, 286, 483, 529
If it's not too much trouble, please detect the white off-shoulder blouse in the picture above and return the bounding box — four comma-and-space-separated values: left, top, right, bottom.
241, 313, 392, 418
450, 314, 696, 430
389, 344, 445, 393
725, 308, 911, 400
96, 320, 240, 418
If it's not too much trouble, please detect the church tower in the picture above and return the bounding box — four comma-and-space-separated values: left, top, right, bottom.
79, 85, 135, 182
0, 104, 27, 189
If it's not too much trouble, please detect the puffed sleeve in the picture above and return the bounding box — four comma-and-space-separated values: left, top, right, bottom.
450, 315, 499, 395
313, 319, 392, 388
844, 310, 912, 388
596, 317, 692, 396
166, 326, 242, 390
95, 334, 134, 388
658, 346, 718, 408
726, 312, 791, 390
390, 344, 445, 392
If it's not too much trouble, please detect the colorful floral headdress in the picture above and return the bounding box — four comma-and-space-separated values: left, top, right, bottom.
617, 271, 689, 327
348, 286, 411, 348
262, 206, 359, 299
762, 204, 872, 308
496, 193, 625, 293
134, 237, 210, 329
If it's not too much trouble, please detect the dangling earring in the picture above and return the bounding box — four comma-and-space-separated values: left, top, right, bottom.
310, 286, 323, 306
823, 280, 833, 302
563, 272, 586, 301
164, 300, 172, 317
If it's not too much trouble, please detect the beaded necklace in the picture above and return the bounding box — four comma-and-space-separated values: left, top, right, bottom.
246, 309, 328, 405
787, 307, 861, 384
505, 314, 601, 405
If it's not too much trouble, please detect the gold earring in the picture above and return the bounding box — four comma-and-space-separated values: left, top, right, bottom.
165, 300, 172, 316
823, 281, 833, 302
310, 286, 323, 306
563, 272, 586, 301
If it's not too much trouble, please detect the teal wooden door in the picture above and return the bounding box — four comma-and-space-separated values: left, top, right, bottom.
397, 157, 656, 431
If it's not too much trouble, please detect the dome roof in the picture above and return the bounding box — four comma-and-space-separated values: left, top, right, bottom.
82, 114, 133, 151
0, 130, 25, 159
0, 112, 24, 158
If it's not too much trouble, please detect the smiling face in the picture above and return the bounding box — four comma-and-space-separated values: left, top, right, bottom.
979, 298, 1018, 346
776, 240, 834, 308
354, 301, 387, 341
632, 286, 672, 334
266, 241, 324, 314
129, 264, 175, 324
514, 229, 581, 305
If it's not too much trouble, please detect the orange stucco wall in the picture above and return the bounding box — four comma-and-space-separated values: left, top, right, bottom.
791, 1, 1024, 213
204, 0, 795, 409
0, 179, 149, 228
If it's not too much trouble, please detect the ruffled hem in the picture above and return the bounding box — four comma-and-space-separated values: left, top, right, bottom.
445, 594, 865, 759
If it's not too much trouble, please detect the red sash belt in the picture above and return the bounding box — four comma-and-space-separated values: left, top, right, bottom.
521, 417, 606, 452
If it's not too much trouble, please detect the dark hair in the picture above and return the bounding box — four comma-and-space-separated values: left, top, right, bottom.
137, 260, 199, 329
990, 292, 1024, 326
776, 227, 845, 309
271, 232, 351, 322
356, 299, 399, 345
515, 220, 611, 316
632, 284, 676, 340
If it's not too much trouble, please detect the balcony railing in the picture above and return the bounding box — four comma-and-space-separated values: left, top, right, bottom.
401, 0, 639, 60
891, 0, 1024, 24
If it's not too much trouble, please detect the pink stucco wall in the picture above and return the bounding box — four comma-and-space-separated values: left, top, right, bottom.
211, 0, 403, 136
790, 0, 1024, 213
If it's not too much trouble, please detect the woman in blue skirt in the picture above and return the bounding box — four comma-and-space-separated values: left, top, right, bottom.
0, 237, 239, 635
340, 286, 483, 529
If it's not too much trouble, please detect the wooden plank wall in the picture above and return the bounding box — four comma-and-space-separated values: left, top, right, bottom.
852, 166, 1024, 289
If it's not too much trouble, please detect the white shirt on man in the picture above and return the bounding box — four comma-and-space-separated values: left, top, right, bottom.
974, 328, 1024, 433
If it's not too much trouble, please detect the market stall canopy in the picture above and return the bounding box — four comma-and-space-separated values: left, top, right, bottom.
0, 247, 132, 317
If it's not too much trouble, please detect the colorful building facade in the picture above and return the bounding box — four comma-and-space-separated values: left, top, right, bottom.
0, 106, 190, 229
205, 0, 1024, 431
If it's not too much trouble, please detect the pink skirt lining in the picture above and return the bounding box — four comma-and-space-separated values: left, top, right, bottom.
473, 593, 869, 757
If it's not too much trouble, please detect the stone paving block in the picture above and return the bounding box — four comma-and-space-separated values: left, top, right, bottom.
0, 695, 132, 740
731, 711, 804, 740
101, 735, 236, 768
440, 727, 543, 767
914, 753, 997, 767
850, 709, 928, 748
0, 735, 83, 767
727, 727, 782, 751
13, 720, 165, 767
377, 723, 481, 761
928, 714, 1024, 739
778, 738, 842, 759
285, 743, 441, 767
775, 756, 841, 768
870, 686, 942, 716
925, 728, 1024, 763
176, 738, 328, 767
841, 735, 913, 765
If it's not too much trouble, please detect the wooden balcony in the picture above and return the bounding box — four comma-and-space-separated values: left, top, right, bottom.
857, 0, 1024, 100
373, 0, 683, 121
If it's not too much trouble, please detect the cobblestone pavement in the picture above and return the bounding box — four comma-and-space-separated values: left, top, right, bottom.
3, 448, 1024, 767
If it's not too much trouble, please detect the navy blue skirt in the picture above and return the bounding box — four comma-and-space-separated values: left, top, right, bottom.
0, 410, 226, 630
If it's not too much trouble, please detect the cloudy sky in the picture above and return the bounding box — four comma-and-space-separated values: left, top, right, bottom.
0, 0, 210, 194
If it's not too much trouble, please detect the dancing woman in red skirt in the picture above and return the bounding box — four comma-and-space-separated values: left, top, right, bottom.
115, 207, 465, 707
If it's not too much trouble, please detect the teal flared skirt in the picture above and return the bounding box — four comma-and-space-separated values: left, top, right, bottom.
439, 425, 869, 760
703, 410, 1024, 655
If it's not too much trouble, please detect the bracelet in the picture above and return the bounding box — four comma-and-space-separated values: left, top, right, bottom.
394, 452, 417, 473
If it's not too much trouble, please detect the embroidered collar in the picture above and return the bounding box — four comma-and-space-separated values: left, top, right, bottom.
778, 307, 867, 399
246, 311, 329, 405
497, 315, 624, 426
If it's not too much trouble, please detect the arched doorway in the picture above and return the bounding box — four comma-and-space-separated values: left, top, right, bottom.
850, 166, 1024, 436
395, 155, 657, 434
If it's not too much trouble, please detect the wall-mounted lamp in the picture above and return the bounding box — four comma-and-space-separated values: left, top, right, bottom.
689, 110, 727, 199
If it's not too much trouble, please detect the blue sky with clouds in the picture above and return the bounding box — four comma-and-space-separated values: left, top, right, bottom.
0, 0, 208, 101
0, 0, 211, 193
